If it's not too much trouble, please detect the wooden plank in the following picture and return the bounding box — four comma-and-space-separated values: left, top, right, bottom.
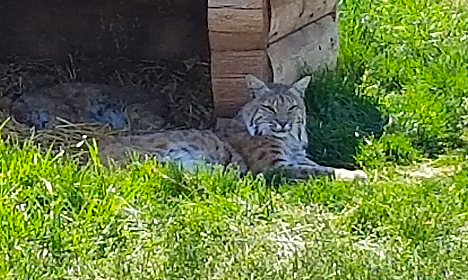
211, 50, 270, 79
207, 0, 267, 51
267, 15, 338, 84
208, 0, 264, 9
212, 78, 250, 117
212, 77, 248, 101
269, 0, 337, 43
208, 0, 269, 116
209, 31, 266, 51
208, 8, 265, 33
215, 100, 248, 117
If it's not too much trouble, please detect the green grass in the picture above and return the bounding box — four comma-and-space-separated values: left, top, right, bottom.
306, 0, 468, 167
2, 0, 468, 278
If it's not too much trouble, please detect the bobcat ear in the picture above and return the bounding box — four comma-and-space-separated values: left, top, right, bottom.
245, 74, 270, 98
291, 76, 312, 98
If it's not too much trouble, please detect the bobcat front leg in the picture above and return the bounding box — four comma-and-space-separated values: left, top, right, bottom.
288, 157, 368, 182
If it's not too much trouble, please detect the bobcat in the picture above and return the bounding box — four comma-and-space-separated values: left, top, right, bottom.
98, 75, 368, 182
10, 90, 129, 130
4, 83, 169, 131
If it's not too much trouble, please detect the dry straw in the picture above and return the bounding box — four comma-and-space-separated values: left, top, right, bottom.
0, 53, 215, 130
0, 110, 123, 161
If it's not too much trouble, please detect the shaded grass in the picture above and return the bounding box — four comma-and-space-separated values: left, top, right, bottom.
305, 71, 387, 169
304, 0, 468, 169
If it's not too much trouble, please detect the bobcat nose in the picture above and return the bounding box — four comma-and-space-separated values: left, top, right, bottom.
276, 120, 289, 130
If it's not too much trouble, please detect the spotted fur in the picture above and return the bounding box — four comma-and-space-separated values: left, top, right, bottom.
86, 101, 129, 130
98, 74, 368, 181
216, 74, 368, 181
98, 129, 247, 174
6, 83, 168, 132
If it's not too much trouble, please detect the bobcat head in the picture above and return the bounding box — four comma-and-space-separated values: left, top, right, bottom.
239, 74, 311, 146
87, 101, 129, 130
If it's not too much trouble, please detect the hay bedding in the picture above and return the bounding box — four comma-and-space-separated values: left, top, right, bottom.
0, 111, 119, 162
0, 53, 216, 157
0, 53, 215, 128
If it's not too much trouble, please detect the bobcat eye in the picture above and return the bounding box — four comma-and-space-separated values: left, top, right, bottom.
262, 105, 277, 113
288, 105, 297, 112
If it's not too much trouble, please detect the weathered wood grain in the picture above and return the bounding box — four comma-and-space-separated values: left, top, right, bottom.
268, 0, 337, 43
207, 0, 267, 51
212, 77, 250, 117
208, 0, 264, 9
208, 7, 265, 33
208, 0, 269, 116
209, 31, 267, 51
211, 50, 270, 79
211, 49, 270, 116
267, 15, 339, 84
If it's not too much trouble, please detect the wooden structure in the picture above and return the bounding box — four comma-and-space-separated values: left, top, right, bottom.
0, 0, 338, 118
208, 0, 339, 117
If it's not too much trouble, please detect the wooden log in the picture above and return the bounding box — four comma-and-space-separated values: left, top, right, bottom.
208, 0, 264, 9
211, 50, 270, 117
215, 100, 248, 117
207, 0, 268, 51
212, 78, 250, 117
267, 15, 339, 84
208, 0, 269, 116
211, 50, 270, 79
269, 0, 337, 43
209, 32, 266, 51
208, 7, 265, 33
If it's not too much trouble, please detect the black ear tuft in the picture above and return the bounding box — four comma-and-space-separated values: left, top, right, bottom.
245, 74, 270, 98
291, 76, 312, 98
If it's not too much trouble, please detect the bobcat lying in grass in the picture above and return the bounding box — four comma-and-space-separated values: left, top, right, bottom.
99, 75, 368, 182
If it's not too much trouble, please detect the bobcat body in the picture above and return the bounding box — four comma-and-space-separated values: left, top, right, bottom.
98, 75, 368, 181
9, 84, 130, 130
5, 83, 169, 131
99, 129, 247, 173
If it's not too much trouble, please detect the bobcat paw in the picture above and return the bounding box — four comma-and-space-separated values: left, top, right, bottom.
334, 168, 368, 182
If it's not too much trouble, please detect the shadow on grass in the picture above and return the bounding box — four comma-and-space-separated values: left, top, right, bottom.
303, 69, 387, 169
